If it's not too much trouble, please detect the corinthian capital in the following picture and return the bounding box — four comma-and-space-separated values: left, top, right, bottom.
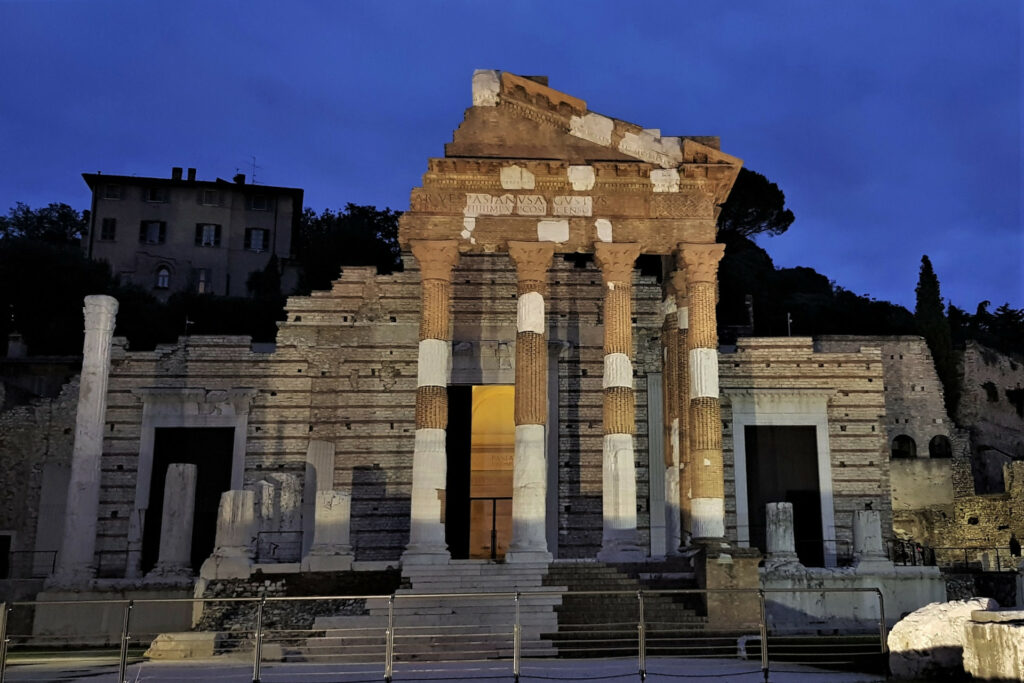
508, 241, 555, 283
594, 242, 641, 285
411, 240, 460, 282
677, 243, 725, 284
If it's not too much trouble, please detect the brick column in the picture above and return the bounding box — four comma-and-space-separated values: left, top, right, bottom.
679, 243, 726, 543
403, 239, 459, 565
506, 241, 555, 563
594, 242, 645, 562
661, 283, 682, 555
50, 295, 118, 587
670, 269, 692, 545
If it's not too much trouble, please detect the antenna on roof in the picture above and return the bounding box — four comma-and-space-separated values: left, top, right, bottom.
248, 155, 261, 185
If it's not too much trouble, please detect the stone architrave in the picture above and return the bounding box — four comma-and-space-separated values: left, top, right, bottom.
764, 502, 802, 571
506, 241, 555, 563
679, 243, 726, 544
594, 242, 646, 563
199, 489, 256, 580
146, 463, 198, 583
852, 509, 893, 572
301, 490, 355, 572
403, 240, 459, 565
50, 295, 119, 587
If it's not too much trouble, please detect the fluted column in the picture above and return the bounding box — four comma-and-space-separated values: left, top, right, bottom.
50, 295, 119, 587
661, 283, 682, 555
679, 243, 726, 543
670, 269, 692, 545
403, 239, 459, 565
506, 241, 555, 563
594, 242, 645, 562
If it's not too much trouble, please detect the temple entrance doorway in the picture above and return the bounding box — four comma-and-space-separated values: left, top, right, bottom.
446, 385, 515, 560
141, 427, 234, 573
744, 425, 825, 567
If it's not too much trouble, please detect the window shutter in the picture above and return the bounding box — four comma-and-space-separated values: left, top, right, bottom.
214, 225, 222, 247
195, 224, 203, 246
139, 221, 147, 243
158, 222, 167, 243
244, 228, 252, 249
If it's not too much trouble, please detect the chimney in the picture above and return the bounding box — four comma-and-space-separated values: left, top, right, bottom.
171, 167, 183, 180
187, 168, 196, 181
233, 173, 245, 184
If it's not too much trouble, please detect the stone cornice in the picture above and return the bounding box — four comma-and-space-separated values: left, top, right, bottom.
678, 243, 726, 283
508, 241, 555, 282
594, 243, 641, 284
410, 240, 460, 281
721, 387, 837, 414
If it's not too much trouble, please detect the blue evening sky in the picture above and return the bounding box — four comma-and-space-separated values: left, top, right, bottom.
2, 1, 1020, 310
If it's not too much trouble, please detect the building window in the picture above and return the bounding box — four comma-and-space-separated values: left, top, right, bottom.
138, 221, 166, 244
891, 435, 917, 459
247, 194, 270, 211
195, 223, 221, 247
244, 227, 268, 252
99, 218, 116, 241
195, 268, 211, 294
155, 266, 171, 289
145, 186, 168, 203
200, 189, 220, 206
103, 184, 122, 200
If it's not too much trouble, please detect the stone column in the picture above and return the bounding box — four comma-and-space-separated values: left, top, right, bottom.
301, 490, 355, 572
661, 285, 682, 556
679, 243, 726, 543
506, 241, 555, 563
853, 509, 893, 572
146, 463, 197, 582
403, 239, 459, 565
670, 270, 691, 545
50, 295, 119, 586
594, 243, 645, 562
764, 502, 801, 571
199, 489, 256, 580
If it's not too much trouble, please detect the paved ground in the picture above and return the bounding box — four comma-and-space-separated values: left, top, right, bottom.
1, 656, 886, 682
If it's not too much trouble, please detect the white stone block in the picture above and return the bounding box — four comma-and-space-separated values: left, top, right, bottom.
537, 219, 569, 243
689, 347, 719, 398
764, 502, 802, 571
650, 168, 680, 193
598, 433, 644, 562
500, 165, 535, 190
594, 218, 613, 243
569, 112, 613, 146
404, 428, 450, 562
567, 165, 595, 191
888, 598, 997, 680
618, 131, 682, 168
267, 472, 303, 534
602, 353, 633, 389
661, 296, 677, 318
302, 490, 354, 572
677, 306, 689, 330
690, 497, 725, 539
507, 424, 550, 562
517, 292, 545, 334
472, 69, 500, 106
416, 339, 452, 388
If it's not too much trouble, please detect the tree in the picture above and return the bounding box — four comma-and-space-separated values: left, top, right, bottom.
0, 202, 89, 244
915, 255, 958, 416
293, 204, 402, 293
717, 168, 795, 239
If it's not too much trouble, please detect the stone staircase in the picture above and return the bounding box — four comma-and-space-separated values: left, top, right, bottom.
299, 560, 564, 662
542, 559, 711, 657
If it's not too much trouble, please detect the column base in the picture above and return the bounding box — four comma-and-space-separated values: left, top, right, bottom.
763, 552, 803, 573
301, 551, 355, 573
401, 546, 451, 566
505, 549, 552, 564
144, 563, 195, 586
199, 552, 253, 581
853, 554, 895, 574
45, 564, 96, 590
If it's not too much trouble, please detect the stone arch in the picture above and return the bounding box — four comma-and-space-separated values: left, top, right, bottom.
891, 434, 917, 459
928, 434, 952, 459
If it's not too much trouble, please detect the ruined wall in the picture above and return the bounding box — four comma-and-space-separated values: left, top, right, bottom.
719, 337, 892, 550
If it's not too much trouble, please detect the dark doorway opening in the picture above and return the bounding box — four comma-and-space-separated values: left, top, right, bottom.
745, 426, 824, 567
142, 427, 234, 573
0, 534, 10, 579
446, 386, 472, 559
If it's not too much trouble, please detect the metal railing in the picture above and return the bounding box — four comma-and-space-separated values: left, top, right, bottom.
0, 586, 889, 682
888, 540, 1020, 572
469, 496, 512, 560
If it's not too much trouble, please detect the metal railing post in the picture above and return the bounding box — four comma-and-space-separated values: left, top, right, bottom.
513, 591, 521, 683
118, 600, 134, 683
877, 588, 888, 654
384, 594, 395, 683
757, 590, 769, 683
252, 596, 265, 683
0, 602, 9, 683
636, 590, 646, 681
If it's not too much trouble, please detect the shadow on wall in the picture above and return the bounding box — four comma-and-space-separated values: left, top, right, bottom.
351, 464, 404, 562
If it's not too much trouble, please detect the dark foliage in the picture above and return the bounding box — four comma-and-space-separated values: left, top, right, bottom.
915, 255, 958, 415
949, 301, 1024, 360
717, 168, 795, 239
0, 202, 89, 244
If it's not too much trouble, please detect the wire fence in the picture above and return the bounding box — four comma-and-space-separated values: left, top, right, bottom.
0, 587, 888, 682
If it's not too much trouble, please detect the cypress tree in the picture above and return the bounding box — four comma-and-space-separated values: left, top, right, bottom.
915, 255, 958, 417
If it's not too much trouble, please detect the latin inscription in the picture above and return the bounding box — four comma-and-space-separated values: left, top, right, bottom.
464, 193, 514, 217
552, 196, 593, 217
516, 195, 547, 215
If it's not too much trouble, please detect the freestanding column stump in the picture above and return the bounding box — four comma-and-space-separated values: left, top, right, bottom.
764, 502, 802, 571
199, 489, 257, 580
506, 241, 555, 563
146, 463, 198, 583
301, 490, 355, 572
50, 295, 119, 587
594, 242, 645, 563
403, 239, 459, 565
